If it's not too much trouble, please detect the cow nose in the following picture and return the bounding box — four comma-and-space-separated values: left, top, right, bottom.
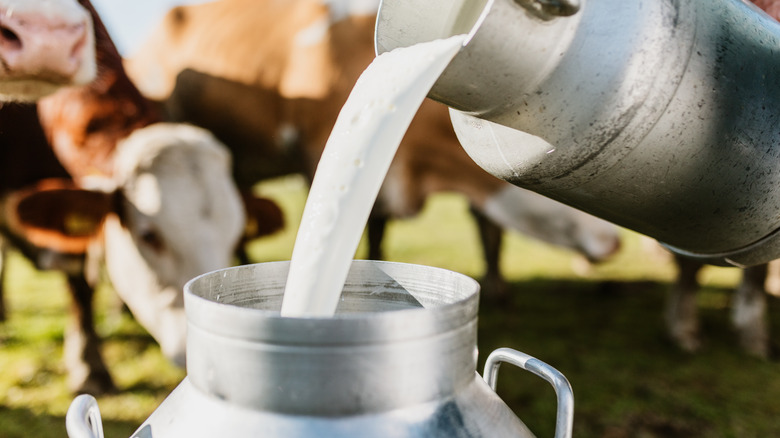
0, 12, 90, 81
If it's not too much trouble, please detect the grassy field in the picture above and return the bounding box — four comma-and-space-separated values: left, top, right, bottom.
2, 175, 778, 437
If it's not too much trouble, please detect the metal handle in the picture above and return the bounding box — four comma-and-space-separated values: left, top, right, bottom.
515, 0, 581, 18
66, 394, 105, 438
483, 348, 574, 438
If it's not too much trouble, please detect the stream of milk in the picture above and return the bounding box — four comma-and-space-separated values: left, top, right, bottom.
280, 35, 467, 317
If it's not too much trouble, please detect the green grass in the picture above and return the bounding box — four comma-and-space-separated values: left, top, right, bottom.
3, 174, 777, 437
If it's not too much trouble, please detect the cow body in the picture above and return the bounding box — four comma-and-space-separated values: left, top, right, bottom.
126, 0, 621, 298
0, 0, 251, 394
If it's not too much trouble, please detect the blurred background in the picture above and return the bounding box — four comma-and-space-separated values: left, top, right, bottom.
1, 1, 779, 437
5, 177, 778, 437
91, 0, 209, 56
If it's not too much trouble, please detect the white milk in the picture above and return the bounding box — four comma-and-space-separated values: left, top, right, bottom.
281, 35, 466, 317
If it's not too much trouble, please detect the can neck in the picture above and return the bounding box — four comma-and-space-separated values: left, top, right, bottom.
187, 318, 478, 414
184, 261, 482, 415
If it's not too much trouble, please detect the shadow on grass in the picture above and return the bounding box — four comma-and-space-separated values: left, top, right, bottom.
476, 278, 780, 438
0, 405, 139, 438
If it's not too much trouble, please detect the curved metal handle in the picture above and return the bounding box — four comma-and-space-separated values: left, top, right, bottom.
66, 394, 105, 438
483, 348, 574, 438
515, 0, 581, 18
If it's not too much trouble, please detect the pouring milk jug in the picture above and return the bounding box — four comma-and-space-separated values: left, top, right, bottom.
376, 0, 780, 267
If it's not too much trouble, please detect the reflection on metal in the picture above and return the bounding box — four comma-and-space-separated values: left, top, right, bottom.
484, 348, 574, 438
66, 394, 104, 438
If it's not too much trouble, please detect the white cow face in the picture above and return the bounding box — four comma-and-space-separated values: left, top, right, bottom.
0, 0, 97, 101
103, 123, 245, 365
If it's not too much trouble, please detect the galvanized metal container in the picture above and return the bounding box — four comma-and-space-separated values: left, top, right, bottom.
376, 0, 780, 267
67, 260, 574, 438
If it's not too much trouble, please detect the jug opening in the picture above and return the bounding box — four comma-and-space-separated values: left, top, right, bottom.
375, 0, 489, 54
183, 260, 482, 345
185, 260, 479, 317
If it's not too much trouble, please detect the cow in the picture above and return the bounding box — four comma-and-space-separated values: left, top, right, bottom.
2, 124, 249, 394
0, 0, 269, 395
0, 0, 96, 101
124, 0, 622, 300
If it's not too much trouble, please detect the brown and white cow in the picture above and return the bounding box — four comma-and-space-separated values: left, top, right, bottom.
125, 0, 621, 299
0, 0, 96, 101
1, 122, 249, 395
0, 0, 262, 395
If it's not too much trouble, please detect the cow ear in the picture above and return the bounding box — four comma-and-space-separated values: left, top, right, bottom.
241, 191, 285, 240
4, 179, 115, 254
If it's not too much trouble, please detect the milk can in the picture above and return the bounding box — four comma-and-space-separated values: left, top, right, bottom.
66, 260, 574, 438
376, 0, 780, 267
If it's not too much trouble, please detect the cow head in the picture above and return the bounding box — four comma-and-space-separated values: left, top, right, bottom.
3, 123, 260, 366
101, 123, 246, 365
0, 0, 97, 101
107, 123, 246, 290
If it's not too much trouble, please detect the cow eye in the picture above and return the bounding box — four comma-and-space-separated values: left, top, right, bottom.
139, 229, 165, 252
85, 116, 111, 134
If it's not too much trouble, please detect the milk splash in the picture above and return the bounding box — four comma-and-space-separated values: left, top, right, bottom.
281, 35, 466, 317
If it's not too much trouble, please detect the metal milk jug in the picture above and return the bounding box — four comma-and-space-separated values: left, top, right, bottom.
66, 260, 574, 438
375, 0, 780, 267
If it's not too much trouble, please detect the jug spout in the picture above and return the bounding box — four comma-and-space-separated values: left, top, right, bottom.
376, 0, 780, 267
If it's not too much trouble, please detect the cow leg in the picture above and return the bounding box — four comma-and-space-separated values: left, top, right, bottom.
731, 264, 770, 359
470, 206, 508, 300
367, 214, 388, 261
0, 237, 7, 322
235, 240, 252, 265
63, 272, 115, 394
765, 259, 780, 297
666, 254, 703, 352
